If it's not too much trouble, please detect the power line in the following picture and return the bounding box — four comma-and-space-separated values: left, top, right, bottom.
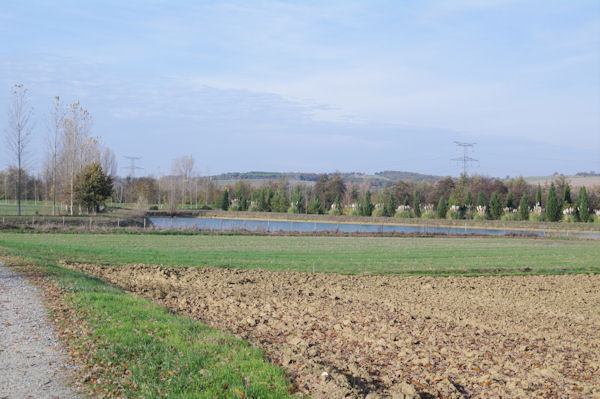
451, 141, 479, 176
123, 156, 144, 178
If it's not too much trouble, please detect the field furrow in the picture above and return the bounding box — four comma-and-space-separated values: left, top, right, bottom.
64, 263, 600, 399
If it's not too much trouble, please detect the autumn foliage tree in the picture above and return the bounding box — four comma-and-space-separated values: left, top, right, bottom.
73, 162, 113, 213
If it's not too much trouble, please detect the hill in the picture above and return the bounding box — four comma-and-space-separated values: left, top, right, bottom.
212, 170, 442, 187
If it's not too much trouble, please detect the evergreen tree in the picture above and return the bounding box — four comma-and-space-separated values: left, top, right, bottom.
257, 189, 268, 211
518, 193, 529, 221
360, 190, 374, 216
476, 190, 486, 208
403, 196, 410, 206
505, 192, 514, 209
465, 191, 473, 207
545, 183, 560, 222
290, 186, 305, 213
535, 184, 542, 206
437, 197, 447, 219
307, 196, 323, 214
577, 187, 589, 222
271, 185, 290, 213
73, 162, 113, 213
219, 189, 229, 211
333, 194, 342, 214
413, 191, 422, 218
563, 184, 572, 206
383, 192, 396, 217
489, 191, 503, 220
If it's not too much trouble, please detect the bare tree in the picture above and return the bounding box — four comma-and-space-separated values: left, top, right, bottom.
61, 102, 92, 215
5, 84, 34, 216
48, 96, 65, 216
100, 147, 117, 177
172, 155, 195, 208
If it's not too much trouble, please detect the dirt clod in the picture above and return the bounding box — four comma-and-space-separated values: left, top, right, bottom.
64, 262, 600, 399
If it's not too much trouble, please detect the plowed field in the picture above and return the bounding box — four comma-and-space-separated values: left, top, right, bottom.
65, 263, 600, 399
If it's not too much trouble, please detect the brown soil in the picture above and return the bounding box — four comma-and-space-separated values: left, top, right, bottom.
63, 263, 600, 399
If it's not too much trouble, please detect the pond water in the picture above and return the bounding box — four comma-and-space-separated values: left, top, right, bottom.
148, 217, 600, 239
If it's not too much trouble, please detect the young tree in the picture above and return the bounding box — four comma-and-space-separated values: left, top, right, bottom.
383, 191, 396, 217
545, 183, 560, 222
518, 193, 529, 221
476, 190, 486, 208
290, 186, 306, 213
535, 184, 542, 206
505, 192, 514, 209
172, 155, 194, 207
359, 190, 374, 216
62, 102, 92, 215
307, 195, 323, 214
465, 191, 473, 207
73, 162, 113, 213
577, 187, 589, 222
489, 191, 503, 220
219, 188, 229, 211
5, 84, 34, 216
437, 197, 447, 219
271, 183, 290, 213
563, 184, 572, 206
48, 96, 65, 216
413, 190, 422, 218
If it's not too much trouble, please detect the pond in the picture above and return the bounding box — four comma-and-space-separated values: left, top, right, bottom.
148, 217, 600, 239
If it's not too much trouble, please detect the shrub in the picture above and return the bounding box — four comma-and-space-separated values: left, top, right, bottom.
447, 205, 462, 220
372, 207, 386, 217
473, 213, 487, 221
562, 214, 576, 223
529, 212, 545, 222
287, 205, 300, 214
422, 210, 436, 219
394, 209, 412, 218
501, 212, 518, 221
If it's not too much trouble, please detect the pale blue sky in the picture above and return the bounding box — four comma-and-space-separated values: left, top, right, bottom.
1, 0, 599, 177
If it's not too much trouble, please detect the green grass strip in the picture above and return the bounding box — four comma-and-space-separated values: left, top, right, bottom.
1, 232, 599, 276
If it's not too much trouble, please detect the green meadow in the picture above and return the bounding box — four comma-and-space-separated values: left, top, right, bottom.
2, 232, 598, 275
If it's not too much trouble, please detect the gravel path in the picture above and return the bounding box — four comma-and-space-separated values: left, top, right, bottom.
0, 262, 80, 399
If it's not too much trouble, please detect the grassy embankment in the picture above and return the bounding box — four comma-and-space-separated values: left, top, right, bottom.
2, 232, 599, 276
0, 242, 297, 398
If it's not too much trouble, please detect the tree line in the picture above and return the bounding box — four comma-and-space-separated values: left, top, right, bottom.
113, 163, 600, 223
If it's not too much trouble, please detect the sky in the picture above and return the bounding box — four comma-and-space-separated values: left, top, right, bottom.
1, 0, 599, 178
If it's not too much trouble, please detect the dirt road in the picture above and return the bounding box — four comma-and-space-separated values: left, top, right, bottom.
66, 263, 600, 399
0, 263, 80, 399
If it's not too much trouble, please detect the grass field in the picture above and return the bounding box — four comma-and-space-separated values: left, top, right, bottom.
1, 232, 598, 275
